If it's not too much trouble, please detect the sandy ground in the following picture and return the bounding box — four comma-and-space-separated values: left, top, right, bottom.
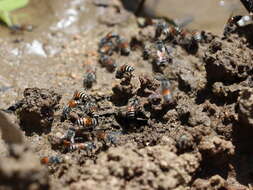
0, 0, 253, 189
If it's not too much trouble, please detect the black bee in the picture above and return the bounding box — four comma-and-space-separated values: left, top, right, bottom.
160, 79, 173, 104
115, 64, 134, 79
64, 141, 96, 151
155, 22, 179, 41
126, 97, 140, 120
83, 68, 96, 89
76, 116, 98, 129
41, 156, 63, 165
117, 37, 130, 55
61, 128, 76, 143
99, 54, 117, 72
98, 32, 120, 55
72, 90, 89, 103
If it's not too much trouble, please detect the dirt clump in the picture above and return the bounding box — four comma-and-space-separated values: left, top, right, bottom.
17, 88, 61, 134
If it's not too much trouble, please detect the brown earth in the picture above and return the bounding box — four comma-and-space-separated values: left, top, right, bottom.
0, 0, 253, 190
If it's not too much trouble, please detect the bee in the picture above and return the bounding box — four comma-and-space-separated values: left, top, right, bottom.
61, 99, 80, 120
76, 116, 98, 129
115, 64, 134, 79
10, 24, 34, 33
41, 156, 63, 165
61, 128, 76, 143
160, 79, 173, 104
126, 98, 140, 119
155, 41, 171, 66
96, 130, 122, 144
99, 54, 117, 72
237, 15, 253, 27
72, 90, 89, 103
83, 68, 96, 89
98, 41, 114, 55
155, 22, 179, 41
98, 32, 120, 55
66, 142, 96, 151
224, 15, 242, 36
117, 37, 130, 55
101, 32, 120, 43
178, 29, 199, 54
84, 101, 98, 115
192, 30, 203, 42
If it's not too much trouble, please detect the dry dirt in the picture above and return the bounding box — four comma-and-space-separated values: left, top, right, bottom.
0, 0, 253, 190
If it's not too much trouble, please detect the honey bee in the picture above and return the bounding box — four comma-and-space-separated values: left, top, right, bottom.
41, 156, 62, 165
72, 90, 89, 103
115, 64, 134, 79
98, 32, 120, 55
84, 101, 98, 115
98, 41, 114, 55
155, 41, 171, 66
117, 37, 130, 55
99, 54, 117, 72
61, 99, 80, 121
66, 142, 96, 151
102, 32, 120, 43
224, 15, 242, 36
126, 98, 140, 119
155, 22, 179, 41
237, 15, 253, 27
83, 68, 96, 89
160, 79, 173, 104
61, 128, 76, 143
96, 130, 122, 144
76, 116, 98, 129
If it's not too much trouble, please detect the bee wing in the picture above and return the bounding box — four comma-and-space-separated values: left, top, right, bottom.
0, 110, 24, 144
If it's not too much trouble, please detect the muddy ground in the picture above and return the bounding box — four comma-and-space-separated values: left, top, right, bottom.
0, 0, 253, 189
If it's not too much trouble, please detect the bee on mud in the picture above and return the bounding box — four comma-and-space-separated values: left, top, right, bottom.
84, 101, 98, 115
117, 37, 130, 55
61, 128, 76, 143
64, 141, 96, 151
178, 29, 199, 54
99, 54, 117, 72
83, 68, 97, 89
98, 32, 119, 55
154, 41, 171, 67
223, 15, 242, 36
98, 41, 115, 55
115, 64, 134, 79
155, 22, 179, 41
160, 79, 173, 104
126, 98, 140, 120
96, 130, 122, 144
72, 90, 89, 103
41, 156, 63, 165
101, 32, 120, 43
61, 99, 80, 121
76, 116, 98, 129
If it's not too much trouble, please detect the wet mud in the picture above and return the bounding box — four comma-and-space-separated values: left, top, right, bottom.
1, 0, 253, 189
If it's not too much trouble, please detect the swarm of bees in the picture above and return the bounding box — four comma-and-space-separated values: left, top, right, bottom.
97, 32, 131, 72
45, 29, 176, 163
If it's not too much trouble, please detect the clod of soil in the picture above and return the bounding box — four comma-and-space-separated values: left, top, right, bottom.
17, 88, 61, 134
